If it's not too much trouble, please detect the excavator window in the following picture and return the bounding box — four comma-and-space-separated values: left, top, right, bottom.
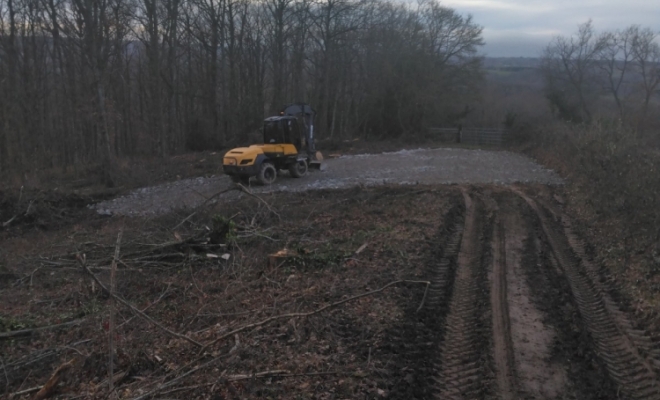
264, 121, 284, 144
264, 118, 302, 146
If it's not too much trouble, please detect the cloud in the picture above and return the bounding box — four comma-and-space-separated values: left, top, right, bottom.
414, 0, 660, 57
440, 0, 554, 13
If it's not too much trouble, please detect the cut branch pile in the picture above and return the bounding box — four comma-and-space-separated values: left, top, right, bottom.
2, 185, 444, 399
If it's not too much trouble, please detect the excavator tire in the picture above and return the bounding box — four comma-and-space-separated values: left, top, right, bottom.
257, 163, 277, 185
289, 160, 308, 178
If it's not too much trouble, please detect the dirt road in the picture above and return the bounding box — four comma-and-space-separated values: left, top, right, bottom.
389, 186, 660, 399
94, 147, 562, 216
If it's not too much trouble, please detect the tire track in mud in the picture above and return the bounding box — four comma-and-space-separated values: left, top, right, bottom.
422, 210, 464, 324
516, 189, 660, 399
386, 187, 660, 399
490, 219, 517, 399
501, 200, 577, 399
556, 212, 660, 374
433, 191, 491, 399
383, 200, 465, 399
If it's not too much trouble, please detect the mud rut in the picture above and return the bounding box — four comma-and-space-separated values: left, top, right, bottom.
390, 187, 660, 399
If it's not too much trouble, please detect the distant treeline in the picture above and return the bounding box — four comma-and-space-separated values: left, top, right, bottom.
541, 21, 660, 126
487, 66, 534, 73
0, 0, 484, 177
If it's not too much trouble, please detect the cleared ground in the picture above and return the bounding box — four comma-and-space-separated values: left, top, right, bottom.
3, 149, 659, 400
94, 148, 562, 216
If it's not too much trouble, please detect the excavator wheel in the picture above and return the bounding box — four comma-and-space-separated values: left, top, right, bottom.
289, 160, 308, 178
257, 163, 277, 185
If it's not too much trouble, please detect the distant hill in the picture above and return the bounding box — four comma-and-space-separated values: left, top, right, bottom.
482, 57, 541, 69
482, 57, 544, 90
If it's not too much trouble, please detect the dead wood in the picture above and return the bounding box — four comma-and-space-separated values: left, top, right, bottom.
98, 370, 128, 389
416, 281, 432, 313
0, 319, 85, 340
1, 357, 8, 398
224, 369, 289, 381
2, 200, 34, 229
2, 341, 89, 389
77, 255, 203, 348
153, 369, 354, 396
236, 184, 281, 221
108, 230, 123, 398
268, 248, 298, 268
117, 284, 172, 329
130, 280, 429, 399
200, 280, 431, 354
173, 186, 239, 230
2, 214, 18, 228
129, 354, 229, 400
354, 243, 368, 256
156, 383, 214, 396
32, 358, 75, 400
9, 386, 40, 398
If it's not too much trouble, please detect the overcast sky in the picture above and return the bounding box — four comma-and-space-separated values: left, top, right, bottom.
433, 0, 660, 57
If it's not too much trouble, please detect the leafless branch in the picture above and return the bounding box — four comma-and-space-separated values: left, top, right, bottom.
225, 369, 290, 381
2, 200, 34, 229
200, 280, 430, 354
236, 184, 281, 221
77, 255, 204, 348
0, 319, 86, 340
8, 385, 41, 399
173, 187, 239, 230
108, 230, 123, 398
129, 353, 228, 400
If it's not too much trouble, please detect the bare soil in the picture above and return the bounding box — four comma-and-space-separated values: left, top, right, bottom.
498, 200, 566, 398
2, 148, 659, 400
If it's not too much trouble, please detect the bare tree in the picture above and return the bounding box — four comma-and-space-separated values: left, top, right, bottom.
308, 0, 362, 137
61, 0, 132, 185
0, 0, 486, 180
542, 21, 660, 129
264, 0, 294, 112
541, 21, 606, 123
0, 0, 20, 171
597, 27, 635, 120
187, 0, 223, 146
132, 0, 183, 155
631, 27, 660, 119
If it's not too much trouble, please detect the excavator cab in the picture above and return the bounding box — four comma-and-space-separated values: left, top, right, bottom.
222, 103, 323, 185
263, 117, 304, 149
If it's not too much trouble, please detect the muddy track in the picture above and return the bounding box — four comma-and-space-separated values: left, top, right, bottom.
379, 186, 660, 399
517, 190, 660, 399
490, 219, 516, 399
557, 209, 660, 373
383, 199, 465, 400
433, 191, 492, 399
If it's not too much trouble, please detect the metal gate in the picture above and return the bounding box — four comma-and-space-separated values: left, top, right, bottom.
429, 127, 510, 146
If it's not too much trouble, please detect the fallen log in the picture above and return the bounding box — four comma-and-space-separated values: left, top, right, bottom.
0, 319, 85, 341
33, 358, 75, 400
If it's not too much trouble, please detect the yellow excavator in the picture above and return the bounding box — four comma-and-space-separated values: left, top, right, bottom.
222, 103, 323, 185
